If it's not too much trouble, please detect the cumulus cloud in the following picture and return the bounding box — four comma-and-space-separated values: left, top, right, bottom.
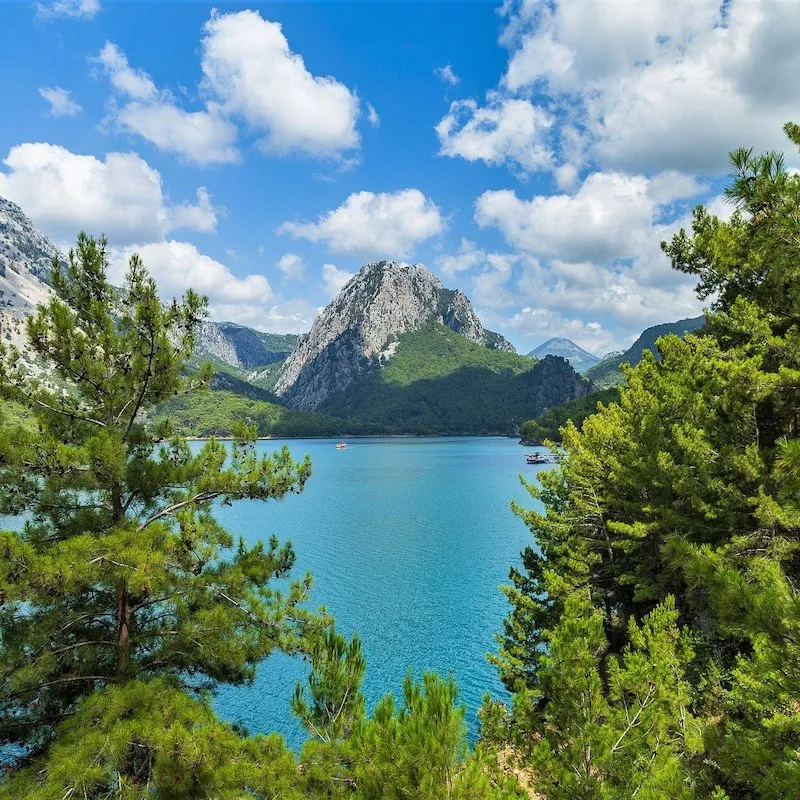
276, 253, 305, 279
39, 87, 82, 117
475, 170, 703, 263
507, 307, 617, 355
115, 241, 271, 304
470, 168, 708, 341
36, 0, 99, 20
280, 189, 444, 259
96, 42, 239, 166
321, 263, 354, 297
434, 65, 460, 86
436, 92, 554, 175
0, 143, 219, 245
201, 10, 361, 159
498, 0, 800, 175
167, 187, 219, 233
95, 12, 366, 165
108, 241, 313, 332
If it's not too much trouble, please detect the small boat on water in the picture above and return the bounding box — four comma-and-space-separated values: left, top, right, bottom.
526, 453, 549, 465
336, 442, 348, 449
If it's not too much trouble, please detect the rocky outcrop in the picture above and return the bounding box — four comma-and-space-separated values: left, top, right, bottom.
0, 197, 60, 352
274, 260, 515, 410
193, 321, 298, 370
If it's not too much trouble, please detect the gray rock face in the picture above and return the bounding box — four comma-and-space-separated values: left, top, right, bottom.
0, 196, 60, 352
274, 260, 515, 410
193, 321, 298, 370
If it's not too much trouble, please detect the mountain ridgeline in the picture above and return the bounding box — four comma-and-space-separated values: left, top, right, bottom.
273, 260, 515, 410
585, 315, 705, 388
1, 194, 590, 435
527, 336, 600, 373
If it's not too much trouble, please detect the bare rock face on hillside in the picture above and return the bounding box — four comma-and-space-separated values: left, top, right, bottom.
274, 260, 515, 410
0, 197, 61, 353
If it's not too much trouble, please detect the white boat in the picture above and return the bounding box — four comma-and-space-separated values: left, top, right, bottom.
336, 442, 347, 449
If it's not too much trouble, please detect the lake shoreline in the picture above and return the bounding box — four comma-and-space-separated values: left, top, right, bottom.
185, 432, 527, 442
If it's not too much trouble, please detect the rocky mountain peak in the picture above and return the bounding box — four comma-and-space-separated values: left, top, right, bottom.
274, 260, 514, 410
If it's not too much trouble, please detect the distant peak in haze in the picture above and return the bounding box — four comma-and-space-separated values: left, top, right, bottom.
527, 337, 600, 374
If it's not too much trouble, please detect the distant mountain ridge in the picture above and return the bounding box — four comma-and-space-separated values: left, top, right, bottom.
274, 260, 515, 411
0, 193, 590, 435
527, 337, 600, 373
586, 316, 706, 388
194, 321, 298, 371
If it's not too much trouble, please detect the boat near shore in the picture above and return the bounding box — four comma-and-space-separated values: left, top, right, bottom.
526, 452, 550, 465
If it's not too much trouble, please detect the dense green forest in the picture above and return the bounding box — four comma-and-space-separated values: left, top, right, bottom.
519, 387, 620, 444
2, 124, 800, 799
483, 125, 800, 798
320, 324, 588, 434
151, 389, 359, 438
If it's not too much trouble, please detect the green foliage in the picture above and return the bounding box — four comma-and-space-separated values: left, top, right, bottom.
489, 595, 700, 800
519, 387, 620, 444
322, 325, 588, 435
0, 679, 301, 800
151, 388, 358, 438
347, 674, 522, 800
0, 234, 316, 765
493, 124, 800, 799
293, 625, 366, 743
585, 316, 705, 389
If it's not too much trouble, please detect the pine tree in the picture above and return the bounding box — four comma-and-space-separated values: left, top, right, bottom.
492, 122, 800, 797
0, 235, 315, 779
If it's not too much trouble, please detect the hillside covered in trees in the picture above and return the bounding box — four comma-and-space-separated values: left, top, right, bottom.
1, 124, 800, 800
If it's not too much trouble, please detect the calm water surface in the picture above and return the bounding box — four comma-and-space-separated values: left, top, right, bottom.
210, 436, 549, 746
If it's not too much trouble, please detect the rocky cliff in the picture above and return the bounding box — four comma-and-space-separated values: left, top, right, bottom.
0, 197, 60, 352
274, 260, 515, 410
194, 322, 298, 370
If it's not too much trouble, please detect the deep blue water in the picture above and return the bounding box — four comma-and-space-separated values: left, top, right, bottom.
209, 436, 549, 747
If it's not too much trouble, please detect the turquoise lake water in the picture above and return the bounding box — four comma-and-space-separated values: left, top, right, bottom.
209, 436, 549, 746
0, 436, 550, 747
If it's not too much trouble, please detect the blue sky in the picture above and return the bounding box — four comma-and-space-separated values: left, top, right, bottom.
1, 0, 797, 354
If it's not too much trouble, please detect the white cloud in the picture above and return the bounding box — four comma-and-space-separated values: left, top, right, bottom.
280, 189, 444, 259
113, 241, 270, 303
96, 42, 239, 166
366, 103, 380, 128
321, 263, 354, 298
109, 241, 313, 332
96, 43, 157, 101
167, 187, 219, 233
434, 65, 460, 86
505, 307, 617, 355
475, 170, 702, 263
113, 101, 239, 166
0, 143, 220, 245
437, 238, 485, 278
201, 9, 361, 159
39, 87, 82, 117
499, 0, 800, 175
276, 253, 305, 279
36, 0, 100, 20
436, 92, 554, 175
